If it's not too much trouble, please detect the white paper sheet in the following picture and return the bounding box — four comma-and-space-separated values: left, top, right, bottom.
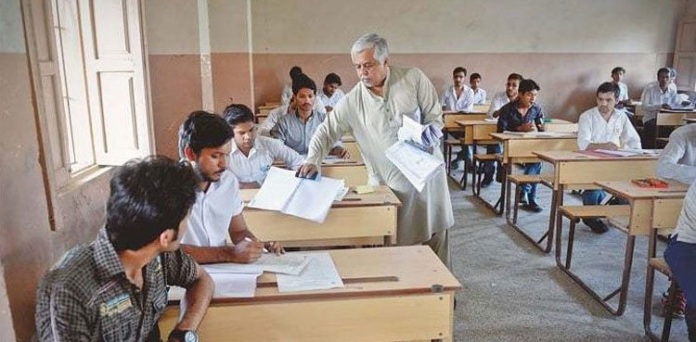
397, 115, 443, 148
595, 149, 641, 157
276, 253, 344, 293
202, 253, 312, 276
209, 272, 260, 298
248, 167, 301, 211
385, 140, 443, 192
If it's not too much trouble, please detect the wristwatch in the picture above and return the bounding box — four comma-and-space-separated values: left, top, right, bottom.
169, 329, 199, 342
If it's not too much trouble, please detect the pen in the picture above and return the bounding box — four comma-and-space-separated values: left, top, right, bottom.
244, 237, 269, 253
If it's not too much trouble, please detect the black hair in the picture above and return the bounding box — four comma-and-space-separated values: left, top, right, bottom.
324, 73, 342, 86
611, 66, 625, 75
289, 66, 303, 80
470, 73, 482, 81
596, 82, 620, 98
106, 156, 200, 251
223, 104, 255, 128
657, 67, 671, 77
453, 67, 467, 76
518, 79, 540, 94
507, 73, 523, 82
177, 110, 233, 158
292, 74, 317, 95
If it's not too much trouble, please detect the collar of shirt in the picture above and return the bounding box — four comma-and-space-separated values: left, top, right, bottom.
93, 228, 127, 281
293, 109, 317, 123
231, 138, 260, 159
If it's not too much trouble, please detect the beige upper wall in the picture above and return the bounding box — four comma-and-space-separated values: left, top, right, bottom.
209, 0, 249, 52
0, 0, 25, 53
251, 0, 687, 53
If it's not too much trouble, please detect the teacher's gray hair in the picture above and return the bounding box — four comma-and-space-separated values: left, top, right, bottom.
351, 33, 389, 64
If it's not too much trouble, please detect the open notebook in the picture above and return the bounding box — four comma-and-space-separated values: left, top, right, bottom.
248, 167, 345, 223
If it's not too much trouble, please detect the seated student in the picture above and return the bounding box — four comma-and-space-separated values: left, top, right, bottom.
481, 73, 524, 187
657, 123, 696, 184
640, 67, 687, 148
577, 82, 641, 233
441, 67, 475, 169
611, 66, 631, 107
223, 103, 305, 188
441, 66, 475, 112
36, 157, 213, 342
318, 73, 345, 113
259, 75, 327, 137
272, 74, 348, 157
664, 180, 696, 341
178, 111, 284, 264
470, 73, 487, 105
281, 65, 303, 106
497, 79, 546, 212
487, 73, 523, 119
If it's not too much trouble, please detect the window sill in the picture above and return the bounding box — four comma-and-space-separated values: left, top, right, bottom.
57, 165, 113, 195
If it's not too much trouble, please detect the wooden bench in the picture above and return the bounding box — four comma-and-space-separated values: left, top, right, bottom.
471, 154, 498, 198
444, 138, 462, 176
645, 257, 682, 342
505, 173, 554, 229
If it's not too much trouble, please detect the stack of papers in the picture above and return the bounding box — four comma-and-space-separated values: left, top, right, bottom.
595, 148, 659, 157
248, 167, 344, 223
397, 115, 443, 148
385, 140, 443, 192
203, 253, 312, 276
276, 253, 344, 293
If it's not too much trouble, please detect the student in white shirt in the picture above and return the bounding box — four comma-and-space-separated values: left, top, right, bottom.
442, 67, 475, 169
223, 103, 305, 188
657, 123, 696, 184
177, 111, 284, 264
664, 180, 696, 340
470, 73, 486, 105
611, 66, 631, 106
577, 82, 641, 233
487, 73, 523, 119
318, 73, 346, 113
640, 67, 686, 148
280, 66, 303, 106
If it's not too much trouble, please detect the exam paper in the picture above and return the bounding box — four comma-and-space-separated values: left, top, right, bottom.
397, 115, 443, 148
248, 167, 301, 211
276, 253, 344, 293
385, 140, 443, 192
209, 272, 260, 298
202, 253, 312, 276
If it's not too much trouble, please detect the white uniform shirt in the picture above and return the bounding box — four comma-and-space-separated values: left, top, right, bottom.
616, 82, 629, 102
576, 107, 641, 150
674, 181, 696, 244
181, 170, 244, 247
656, 123, 696, 184
229, 136, 305, 184
440, 85, 474, 112
640, 82, 680, 123
472, 88, 487, 104
318, 88, 346, 109
487, 91, 512, 118
280, 83, 293, 105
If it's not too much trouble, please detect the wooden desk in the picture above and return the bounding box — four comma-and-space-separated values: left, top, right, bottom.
321, 162, 368, 186
341, 135, 364, 164
563, 181, 686, 317
443, 111, 487, 133
533, 151, 658, 253
255, 113, 268, 124
159, 246, 461, 341
240, 185, 400, 247
473, 103, 490, 113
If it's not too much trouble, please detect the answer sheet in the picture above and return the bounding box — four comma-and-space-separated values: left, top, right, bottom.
276, 253, 344, 293
202, 252, 312, 276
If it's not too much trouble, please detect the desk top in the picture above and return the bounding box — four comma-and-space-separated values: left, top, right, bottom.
535, 150, 659, 163
685, 117, 696, 123
240, 185, 401, 207
490, 131, 576, 141
659, 108, 696, 114
210, 246, 461, 304
596, 180, 689, 200
443, 110, 487, 115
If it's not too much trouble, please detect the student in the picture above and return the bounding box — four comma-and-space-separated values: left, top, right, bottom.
441, 67, 475, 169
640, 67, 684, 148
35, 157, 213, 342
178, 111, 284, 264
497, 79, 545, 212
272, 74, 348, 157
656, 123, 696, 184
259, 75, 327, 137
664, 180, 696, 341
318, 73, 345, 113
487, 73, 523, 119
441, 67, 474, 112
280, 65, 303, 106
223, 103, 305, 188
610, 66, 631, 106
470, 73, 486, 105
298, 33, 454, 267
481, 73, 524, 186
576, 82, 641, 233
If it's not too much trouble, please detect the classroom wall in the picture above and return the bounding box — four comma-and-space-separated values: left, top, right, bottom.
0, 1, 111, 340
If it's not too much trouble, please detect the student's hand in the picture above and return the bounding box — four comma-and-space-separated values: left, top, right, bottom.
682, 101, 691, 106
518, 122, 534, 132
330, 147, 350, 159
297, 163, 318, 178
265, 241, 285, 255
232, 240, 264, 263
325, 105, 333, 112
662, 104, 673, 110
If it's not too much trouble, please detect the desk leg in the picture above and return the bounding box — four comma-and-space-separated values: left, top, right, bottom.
543, 187, 563, 253
643, 228, 661, 341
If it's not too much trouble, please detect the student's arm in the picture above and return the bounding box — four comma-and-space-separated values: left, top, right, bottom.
229, 213, 284, 255
620, 115, 642, 150
641, 87, 662, 112
576, 113, 593, 150
656, 134, 696, 184
497, 110, 508, 132
270, 118, 287, 143
271, 139, 305, 170
165, 252, 213, 338
462, 88, 475, 112
36, 283, 92, 342
301, 98, 351, 175
534, 108, 545, 131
